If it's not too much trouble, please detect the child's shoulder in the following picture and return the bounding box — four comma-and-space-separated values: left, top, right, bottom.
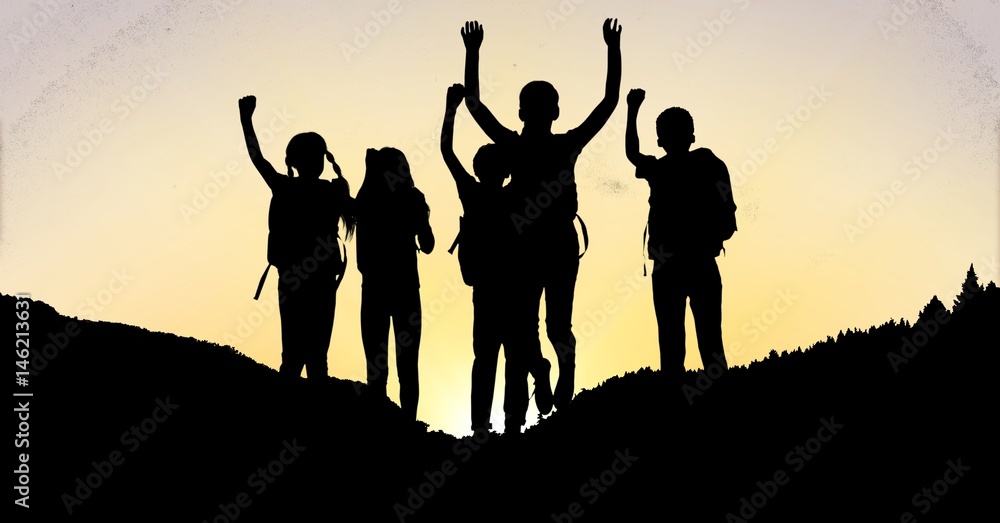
690, 147, 723, 163
399, 187, 429, 210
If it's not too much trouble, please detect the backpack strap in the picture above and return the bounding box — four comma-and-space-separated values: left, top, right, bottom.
253, 264, 272, 300
576, 214, 589, 259
642, 223, 649, 277
448, 215, 464, 255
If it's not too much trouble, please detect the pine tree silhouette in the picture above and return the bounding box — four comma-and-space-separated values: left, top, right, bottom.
917, 295, 950, 324
953, 263, 982, 311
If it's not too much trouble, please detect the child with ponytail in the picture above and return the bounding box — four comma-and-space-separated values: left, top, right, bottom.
239, 95, 356, 381
354, 147, 434, 421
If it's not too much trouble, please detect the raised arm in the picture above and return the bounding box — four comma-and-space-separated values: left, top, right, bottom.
441, 83, 475, 192
626, 88, 656, 170
462, 21, 516, 144
239, 95, 282, 189
572, 18, 622, 144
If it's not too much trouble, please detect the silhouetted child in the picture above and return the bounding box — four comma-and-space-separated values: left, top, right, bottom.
440, 83, 553, 434
461, 19, 622, 410
239, 95, 355, 381
625, 88, 737, 382
354, 147, 434, 421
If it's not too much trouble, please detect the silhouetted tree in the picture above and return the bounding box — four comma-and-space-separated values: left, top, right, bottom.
917, 295, 950, 325
953, 264, 982, 312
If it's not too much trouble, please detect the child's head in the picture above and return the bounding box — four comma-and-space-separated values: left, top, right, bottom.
519, 81, 560, 124
285, 132, 328, 178
363, 147, 414, 195
656, 107, 695, 153
472, 143, 510, 188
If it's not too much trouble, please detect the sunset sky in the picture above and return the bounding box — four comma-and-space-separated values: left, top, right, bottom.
2, 0, 998, 436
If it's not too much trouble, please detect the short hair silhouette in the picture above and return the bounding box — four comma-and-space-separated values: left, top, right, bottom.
472, 143, 510, 187
519, 81, 560, 123
656, 107, 695, 149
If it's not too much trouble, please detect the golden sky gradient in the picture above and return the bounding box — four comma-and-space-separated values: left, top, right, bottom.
2, 0, 998, 435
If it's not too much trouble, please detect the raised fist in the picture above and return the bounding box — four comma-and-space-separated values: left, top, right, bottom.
238, 95, 256, 117
446, 83, 465, 108
627, 88, 645, 107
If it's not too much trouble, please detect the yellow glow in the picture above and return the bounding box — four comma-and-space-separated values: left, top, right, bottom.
1, 0, 997, 436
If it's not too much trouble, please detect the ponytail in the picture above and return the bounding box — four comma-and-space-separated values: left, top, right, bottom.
326, 151, 343, 178
326, 151, 356, 240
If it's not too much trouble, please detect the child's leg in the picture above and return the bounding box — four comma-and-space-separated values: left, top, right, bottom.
689, 258, 727, 372
502, 347, 530, 433
516, 281, 550, 414
301, 263, 339, 381
392, 286, 422, 420
277, 270, 306, 378
651, 256, 688, 382
471, 283, 503, 430
502, 275, 545, 430
305, 287, 337, 382
545, 245, 580, 409
360, 284, 391, 396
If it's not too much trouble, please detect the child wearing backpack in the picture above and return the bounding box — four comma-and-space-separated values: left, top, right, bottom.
441, 83, 553, 434
625, 88, 737, 382
354, 146, 434, 421
460, 19, 623, 410
239, 95, 356, 382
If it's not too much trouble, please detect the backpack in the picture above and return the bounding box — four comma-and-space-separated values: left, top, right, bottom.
640, 151, 737, 274
716, 175, 738, 246
252, 179, 347, 300
449, 212, 589, 287
448, 202, 494, 287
